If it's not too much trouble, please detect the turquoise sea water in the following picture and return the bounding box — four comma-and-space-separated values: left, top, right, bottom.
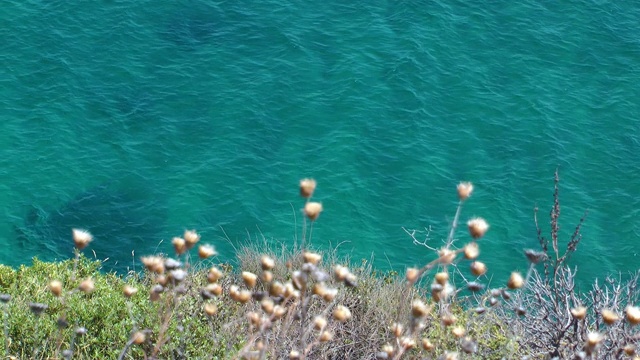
1, 1, 638, 286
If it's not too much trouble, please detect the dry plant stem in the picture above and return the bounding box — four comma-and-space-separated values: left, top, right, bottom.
2, 303, 9, 357
151, 282, 182, 357
446, 200, 464, 247
118, 338, 136, 360
32, 319, 42, 359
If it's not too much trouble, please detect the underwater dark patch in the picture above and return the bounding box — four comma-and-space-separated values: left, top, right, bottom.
13, 182, 167, 272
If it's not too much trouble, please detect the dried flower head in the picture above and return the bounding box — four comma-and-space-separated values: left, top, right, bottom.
435, 272, 449, 285
304, 202, 323, 221
261, 271, 273, 283
72, 229, 93, 250
507, 272, 524, 289
204, 302, 217, 316
463, 242, 480, 260
571, 306, 587, 320
198, 244, 217, 259
457, 182, 473, 201
183, 229, 200, 248
406, 267, 419, 283
313, 316, 327, 330
172, 237, 187, 255
470, 261, 487, 277
411, 299, 430, 318
141, 256, 165, 274
79, 278, 95, 294
303, 251, 322, 265
0, 294, 11, 303
586, 332, 603, 347
626, 306, 640, 326
242, 272, 258, 288
261, 256, 275, 270
207, 267, 223, 283
319, 330, 333, 342
300, 178, 317, 198
602, 309, 620, 325
335, 265, 350, 281
132, 331, 146, 345
49, 280, 63, 297
451, 326, 465, 338
524, 249, 548, 264
333, 305, 352, 322
391, 323, 404, 338
422, 338, 435, 351
438, 248, 456, 265
123, 285, 138, 298
29, 302, 48, 316
467, 218, 489, 239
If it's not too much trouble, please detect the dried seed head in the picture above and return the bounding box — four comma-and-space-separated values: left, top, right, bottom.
586, 332, 602, 347
391, 323, 404, 338
300, 178, 317, 198
155, 274, 169, 286
467, 282, 484, 292
207, 267, 223, 283
292, 271, 307, 290
406, 268, 419, 283
261, 298, 275, 314
435, 272, 449, 285
312, 283, 327, 297
571, 306, 587, 320
0, 294, 10, 303
49, 280, 63, 297
72, 229, 93, 250
438, 248, 456, 265
322, 287, 338, 302
442, 314, 457, 326
626, 306, 640, 326
79, 278, 95, 294
261, 271, 273, 283
333, 305, 352, 322
601, 309, 620, 325
289, 350, 301, 360
123, 285, 138, 298
319, 330, 333, 342
313, 316, 327, 330
172, 237, 187, 255
169, 269, 187, 283
467, 218, 489, 239
132, 331, 146, 345
344, 273, 358, 287
141, 256, 165, 274
461, 337, 478, 354
422, 338, 435, 351
183, 229, 200, 248
411, 299, 429, 318
399, 336, 416, 349
470, 261, 487, 277
261, 256, 275, 270
272, 305, 287, 320
382, 344, 395, 357
269, 281, 285, 297
623, 344, 635, 355
457, 182, 473, 201
524, 249, 547, 264
463, 242, 480, 260
237, 289, 252, 304
164, 258, 182, 270
444, 352, 459, 360
303, 252, 322, 265
304, 202, 323, 221
507, 272, 524, 289
198, 244, 217, 259
29, 302, 48, 316
247, 311, 261, 326
242, 272, 258, 288
204, 303, 217, 316
206, 283, 223, 297
452, 326, 465, 338
335, 265, 350, 281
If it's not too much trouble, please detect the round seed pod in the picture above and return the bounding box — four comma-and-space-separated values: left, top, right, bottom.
470, 261, 487, 277
406, 268, 419, 283
204, 303, 217, 316
49, 280, 63, 297
304, 202, 323, 221
571, 306, 587, 320
333, 305, 352, 322
299, 178, 317, 198
626, 306, 640, 326
123, 285, 138, 298
132, 331, 146, 345
242, 272, 258, 288
507, 272, 524, 289
319, 330, 333, 342
435, 272, 449, 285
467, 218, 489, 239
601, 309, 620, 325
463, 242, 479, 260
261, 256, 275, 270
72, 229, 93, 250
457, 182, 473, 201
422, 338, 435, 351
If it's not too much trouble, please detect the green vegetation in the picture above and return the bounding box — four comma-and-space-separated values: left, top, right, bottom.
0, 174, 638, 359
